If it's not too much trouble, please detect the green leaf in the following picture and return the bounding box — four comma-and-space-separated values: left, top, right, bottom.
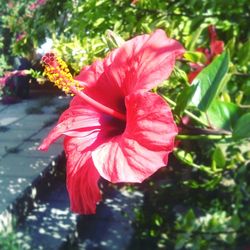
190, 51, 230, 111
225, 37, 236, 58
185, 24, 207, 51
153, 214, 163, 226
184, 51, 207, 64
173, 66, 189, 85
174, 83, 198, 116
238, 39, 250, 66
203, 100, 240, 130
212, 147, 226, 169
182, 209, 196, 231
174, 149, 194, 164
175, 237, 189, 250
93, 17, 105, 28
233, 112, 250, 140
105, 30, 125, 49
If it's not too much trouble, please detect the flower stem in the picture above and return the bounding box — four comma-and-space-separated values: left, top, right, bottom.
70, 86, 126, 121
176, 134, 232, 140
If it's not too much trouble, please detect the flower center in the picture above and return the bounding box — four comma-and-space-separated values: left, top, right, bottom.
42, 53, 126, 121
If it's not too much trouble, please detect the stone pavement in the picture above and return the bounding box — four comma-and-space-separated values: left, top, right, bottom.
75, 185, 143, 250
0, 91, 70, 226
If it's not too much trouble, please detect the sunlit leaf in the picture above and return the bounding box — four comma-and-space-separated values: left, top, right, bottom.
212, 147, 226, 169
93, 18, 105, 28
190, 51, 230, 111
203, 100, 240, 130
238, 39, 250, 66
233, 112, 250, 140
184, 51, 207, 64
105, 30, 125, 49
174, 83, 198, 116
185, 24, 207, 51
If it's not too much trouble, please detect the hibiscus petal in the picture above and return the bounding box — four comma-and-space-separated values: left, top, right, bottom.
74, 60, 104, 89
53, 108, 124, 213
92, 91, 178, 183
38, 100, 103, 151
74, 29, 184, 114
75, 58, 125, 114
210, 40, 224, 56
63, 118, 111, 214
65, 143, 101, 214
105, 29, 185, 95
64, 116, 117, 214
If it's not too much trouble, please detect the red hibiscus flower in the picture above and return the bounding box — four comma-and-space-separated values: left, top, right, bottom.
188, 25, 224, 83
39, 29, 184, 214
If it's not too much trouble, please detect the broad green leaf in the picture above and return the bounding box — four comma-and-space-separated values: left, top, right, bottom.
242, 84, 250, 97
212, 147, 226, 169
95, 0, 106, 6
233, 112, 250, 140
203, 100, 240, 130
184, 51, 207, 64
174, 83, 198, 116
218, 73, 232, 93
174, 149, 194, 164
105, 30, 125, 49
235, 91, 244, 105
93, 17, 105, 28
182, 209, 196, 231
141, 23, 151, 33
230, 215, 241, 230
238, 39, 250, 66
190, 51, 230, 111
153, 214, 163, 226
221, 92, 231, 103
173, 67, 189, 84
225, 37, 236, 58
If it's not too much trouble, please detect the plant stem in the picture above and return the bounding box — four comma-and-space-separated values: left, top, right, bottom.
176, 134, 232, 140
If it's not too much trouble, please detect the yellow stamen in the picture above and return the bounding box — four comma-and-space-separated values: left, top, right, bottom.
42, 52, 83, 94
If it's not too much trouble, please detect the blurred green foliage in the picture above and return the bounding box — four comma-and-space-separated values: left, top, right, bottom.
1, 0, 249, 72
0, 217, 30, 250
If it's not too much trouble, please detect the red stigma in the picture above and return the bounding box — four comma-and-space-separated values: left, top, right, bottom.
42, 52, 56, 66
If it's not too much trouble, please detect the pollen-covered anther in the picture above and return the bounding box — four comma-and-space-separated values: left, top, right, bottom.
42, 52, 83, 94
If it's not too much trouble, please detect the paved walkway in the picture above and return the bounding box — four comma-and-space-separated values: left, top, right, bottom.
0, 91, 70, 224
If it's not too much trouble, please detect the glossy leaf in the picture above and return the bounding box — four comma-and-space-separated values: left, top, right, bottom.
212, 147, 226, 169
238, 39, 250, 66
185, 24, 207, 51
105, 29, 125, 49
233, 112, 250, 140
184, 51, 207, 64
174, 83, 198, 116
190, 51, 230, 111
203, 100, 240, 130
